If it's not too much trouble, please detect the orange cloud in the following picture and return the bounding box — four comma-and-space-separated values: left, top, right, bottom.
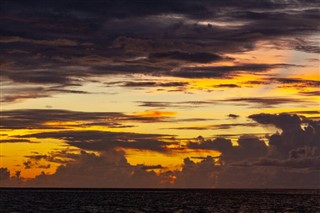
133, 110, 177, 118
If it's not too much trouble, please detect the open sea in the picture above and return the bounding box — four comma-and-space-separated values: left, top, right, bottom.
0, 189, 319, 212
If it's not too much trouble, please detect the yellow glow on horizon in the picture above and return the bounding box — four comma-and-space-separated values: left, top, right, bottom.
0, 141, 66, 178
121, 148, 221, 173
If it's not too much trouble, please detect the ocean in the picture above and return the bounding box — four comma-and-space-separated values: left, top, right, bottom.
0, 189, 319, 212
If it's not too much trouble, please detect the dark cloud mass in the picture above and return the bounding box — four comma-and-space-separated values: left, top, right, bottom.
1, 0, 319, 98
188, 135, 268, 163
187, 113, 320, 188
249, 113, 320, 157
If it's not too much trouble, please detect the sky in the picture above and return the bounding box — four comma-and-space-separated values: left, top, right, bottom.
0, 0, 319, 188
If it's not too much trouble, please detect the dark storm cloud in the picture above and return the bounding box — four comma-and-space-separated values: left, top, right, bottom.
21, 130, 174, 153
1, 0, 319, 99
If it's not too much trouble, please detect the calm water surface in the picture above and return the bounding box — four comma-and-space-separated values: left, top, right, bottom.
1, 189, 319, 212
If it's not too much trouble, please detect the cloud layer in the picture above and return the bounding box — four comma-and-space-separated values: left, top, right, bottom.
1, 113, 319, 188
1, 0, 319, 101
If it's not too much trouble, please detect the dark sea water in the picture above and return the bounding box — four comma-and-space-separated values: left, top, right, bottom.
0, 189, 319, 213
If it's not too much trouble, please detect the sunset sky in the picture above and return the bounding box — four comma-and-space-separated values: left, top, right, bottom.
0, 0, 319, 188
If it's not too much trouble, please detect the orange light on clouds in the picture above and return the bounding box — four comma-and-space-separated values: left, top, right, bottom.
133, 110, 177, 118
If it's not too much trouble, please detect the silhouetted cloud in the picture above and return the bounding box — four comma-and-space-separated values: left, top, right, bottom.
225, 97, 308, 107
173, 156, 219, 188
0, 139, 32, 143
214, 84, 240, 88
249, 113, 320, 157
22, 130, 174, 153
188, 135, 268, 163
0, 109, 174, 129
167, 123, 257, 130
0, 168, 10, 180
28, 150, 162, 188
228, 114, 240, 119
170, 64, 297, 79
149, 51, 225, 63
108, 81, 189, 88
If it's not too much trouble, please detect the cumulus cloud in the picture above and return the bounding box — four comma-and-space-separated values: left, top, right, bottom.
249, 113, 320, 157
188, 135, 268, 163
172, 156, 219, 188
179, 113, 320, 188
213, 113, 320, 188
27, 150, 162, 188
